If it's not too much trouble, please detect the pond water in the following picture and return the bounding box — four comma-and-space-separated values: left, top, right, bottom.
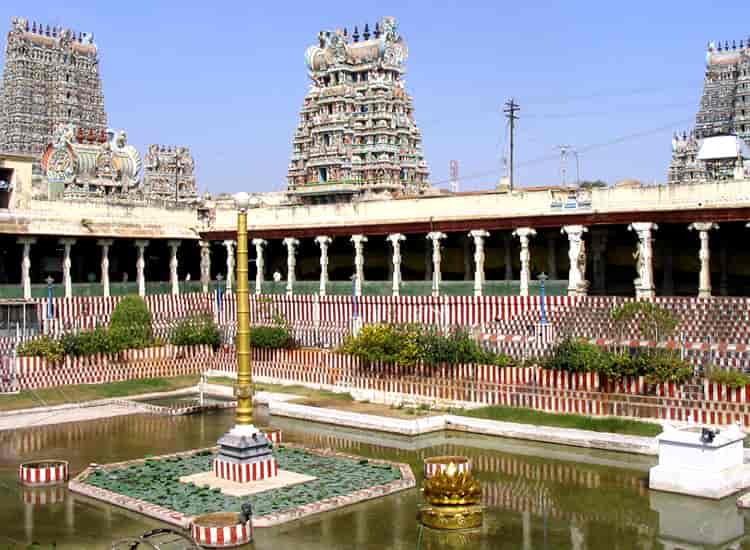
1, 406, 749, 549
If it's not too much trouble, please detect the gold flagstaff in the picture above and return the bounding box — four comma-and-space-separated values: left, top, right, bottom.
234, 192, 253, 426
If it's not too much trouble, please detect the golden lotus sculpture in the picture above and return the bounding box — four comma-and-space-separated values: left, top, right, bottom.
419, 461, 483, 530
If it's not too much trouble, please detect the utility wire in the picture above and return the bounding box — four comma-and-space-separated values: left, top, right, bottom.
428, 116, 694, 188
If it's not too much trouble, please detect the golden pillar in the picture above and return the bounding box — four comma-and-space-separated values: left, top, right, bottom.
235, 195, 253, 425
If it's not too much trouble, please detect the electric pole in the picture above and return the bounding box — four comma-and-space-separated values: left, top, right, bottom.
504, 98, 520, 190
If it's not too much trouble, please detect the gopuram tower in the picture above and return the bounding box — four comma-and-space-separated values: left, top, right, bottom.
669, 38, 750, 183
0, 17, 107, 159
287, 16, 430, 203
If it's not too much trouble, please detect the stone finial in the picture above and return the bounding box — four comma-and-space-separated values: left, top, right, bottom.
353, 25, 359, 42
363, 23, 370, 40
374, 21, 381, 38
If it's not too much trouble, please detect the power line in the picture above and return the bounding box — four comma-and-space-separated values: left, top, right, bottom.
428, 116, 694, 188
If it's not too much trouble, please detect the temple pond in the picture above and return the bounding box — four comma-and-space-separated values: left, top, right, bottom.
2, 406, 750, 549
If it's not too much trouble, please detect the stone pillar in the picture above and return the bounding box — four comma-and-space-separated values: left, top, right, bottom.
59, 238, 76, 299
469, 230, 490, 296
315, 236, 332, 296
252, 238, 267, 295
463, 236, 472, 281
223, 240, 235, 294
283, 237, 299, 295
351, 234, 368, 297
512, 228, 536, 297
98, 239, 113, 297
689, 222, 719, 298
503, 234, 513, 280
167, 240, 180, 295
387, 233, 406, 297
426, 232, 447, 297
628, 222, 658, 299
17, 237, 35, 300
591, 229, 608, 294
199, 240, 211, 293
135, 240, 149, 297
561, 225, 588, 297
546, 234, 558, 280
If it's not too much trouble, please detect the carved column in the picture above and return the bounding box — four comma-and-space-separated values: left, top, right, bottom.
469, 230, 490, 296
689, 222, 718, 298
591, 229, 608, 294
135, 240, 149, 297
426, 232, 447, 297
223, 240, 235, 294
315, 236, 332, 296
503, 234, 513, 280
252, 238, 266, 295
199, 240, 211, 293
513, 228, 536, 297
59, 238, 76, 299
387, 233, 406, 297
167, 240, 180, 295
562, 225, 588, 297
628, 222, 658, 299
97, 239, 113, 297
283, 238, 299, 296
351, 234, 368, 297
18, 237, 35, 300
546, 234, 558, 280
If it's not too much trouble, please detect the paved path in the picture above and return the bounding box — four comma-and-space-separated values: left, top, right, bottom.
0, 403, 136, 431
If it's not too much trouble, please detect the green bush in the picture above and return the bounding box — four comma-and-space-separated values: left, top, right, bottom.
17, 336, 65, 364
171, 315, 222, 349
544, 338, 609, 373
340, 324, 515, 368
611, 302, 678, 341
109, 295, 153, 350
644, 350, 693, 384
61, 326, 118, 356
250, 325, 292, 349
706, 368, 749, 388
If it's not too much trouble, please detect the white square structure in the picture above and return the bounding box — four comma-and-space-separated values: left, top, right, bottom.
649, 424, 750, 499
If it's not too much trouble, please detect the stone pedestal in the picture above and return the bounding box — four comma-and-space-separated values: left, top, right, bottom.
649, 424, 749, 499
214, 425, 278, 483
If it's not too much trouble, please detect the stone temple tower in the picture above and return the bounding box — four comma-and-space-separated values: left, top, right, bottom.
287, 16, 430, 203
669, 38, 750, 183
0, 17, 107, 159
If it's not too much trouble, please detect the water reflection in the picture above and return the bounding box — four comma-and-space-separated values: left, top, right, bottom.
0, 408, 749, 549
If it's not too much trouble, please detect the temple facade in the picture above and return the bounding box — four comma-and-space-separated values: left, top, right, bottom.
287, 17, 430, 203
0, 17, 107, 160
669, 39, 750, 183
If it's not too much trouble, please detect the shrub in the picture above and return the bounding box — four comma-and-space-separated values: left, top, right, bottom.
250, 325, 292, 349
611, 302, 678, 341
109, 295, 153, 350
340, 324, 515, 368
643, 350, 693, 384
17, 336, 65, 364
706, 368, 750, 388
544, 338, 609, 373
171, 314, 222, 349
61, 326, 118, 356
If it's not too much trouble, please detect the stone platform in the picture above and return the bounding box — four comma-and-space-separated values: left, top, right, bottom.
69, 444, 414, 528
180, 469, 316, 497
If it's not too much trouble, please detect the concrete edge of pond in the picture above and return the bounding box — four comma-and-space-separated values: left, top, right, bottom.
267, 400, 661, 456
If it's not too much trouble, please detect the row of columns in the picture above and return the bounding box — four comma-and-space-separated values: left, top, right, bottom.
16, 237, 237, 300
257, 222, 734, 298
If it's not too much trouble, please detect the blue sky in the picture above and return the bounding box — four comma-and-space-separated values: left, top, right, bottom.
2, 0, 749, 194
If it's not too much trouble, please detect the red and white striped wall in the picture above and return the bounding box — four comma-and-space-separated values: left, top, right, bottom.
191, 519, 252, 548
262, 429, 283, 446
19, 460, 69, 486
213, 456, 279, 483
